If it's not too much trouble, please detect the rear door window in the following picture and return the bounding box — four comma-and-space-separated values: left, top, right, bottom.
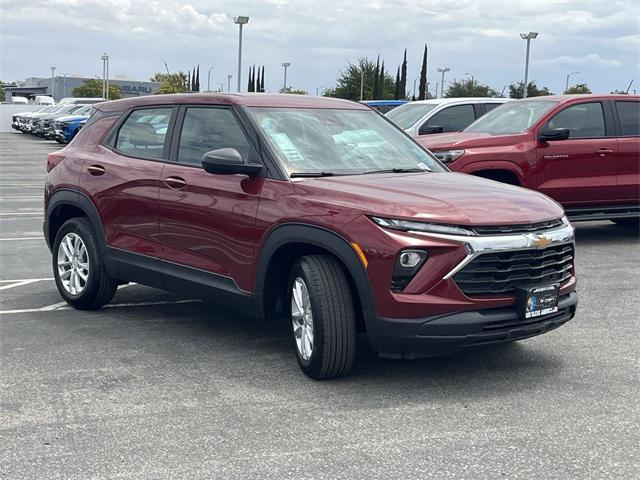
424, 104, 476, 132
114, 108, 173, 159
546, 102, 606, 138
615, 101, 640, 136
177, 107, 252, 167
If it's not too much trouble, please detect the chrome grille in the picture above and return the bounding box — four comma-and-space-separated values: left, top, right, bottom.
454, 243, 574, 296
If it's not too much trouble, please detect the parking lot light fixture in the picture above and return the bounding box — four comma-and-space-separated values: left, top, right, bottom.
207, 67, 214, 92
437, 67, 450, 98
101, 53, 109, 99
520, 32, 538, 98
281, 62, 291, 92
227, 74, 233, 93
565, 71, 579, 93
233, 16, 249, 92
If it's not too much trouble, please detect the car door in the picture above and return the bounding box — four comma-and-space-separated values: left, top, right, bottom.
83, 106, 174, 259
613, 99, 640, 203
158, 105, 264, 293
535, 101, 619, 206
419, 104, 476, 135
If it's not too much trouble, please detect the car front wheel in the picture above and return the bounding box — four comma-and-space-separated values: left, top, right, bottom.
52, 217, 118, 310
288, 255, 357, 380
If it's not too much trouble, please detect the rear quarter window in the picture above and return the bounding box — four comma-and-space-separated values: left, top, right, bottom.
615, 101, 640, 136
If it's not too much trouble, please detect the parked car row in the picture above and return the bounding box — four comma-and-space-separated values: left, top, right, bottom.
12, 103, 92, 143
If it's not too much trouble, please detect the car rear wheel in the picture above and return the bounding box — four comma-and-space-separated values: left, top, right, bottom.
288, 255, 357, 380
53, 217, 117, 310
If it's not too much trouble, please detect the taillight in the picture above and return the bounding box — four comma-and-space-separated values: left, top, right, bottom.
46, 152, 65, 172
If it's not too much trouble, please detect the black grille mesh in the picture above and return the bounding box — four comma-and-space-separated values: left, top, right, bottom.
454, 243, 574, 296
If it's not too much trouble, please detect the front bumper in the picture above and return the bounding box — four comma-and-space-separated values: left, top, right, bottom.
369, 292, 577, 358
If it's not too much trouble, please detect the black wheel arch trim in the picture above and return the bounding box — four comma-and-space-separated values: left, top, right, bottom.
254, 222, 377, 326
44, 188, 106, 253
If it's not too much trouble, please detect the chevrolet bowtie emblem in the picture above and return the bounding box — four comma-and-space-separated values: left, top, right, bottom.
532, 235, 552, 249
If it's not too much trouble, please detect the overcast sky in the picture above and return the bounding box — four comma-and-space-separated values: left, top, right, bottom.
1, 0, 638, 95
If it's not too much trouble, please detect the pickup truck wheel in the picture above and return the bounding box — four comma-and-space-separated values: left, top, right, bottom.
611, 218, 639, 227
53, 217, 118, 310
288, 255, 357, 380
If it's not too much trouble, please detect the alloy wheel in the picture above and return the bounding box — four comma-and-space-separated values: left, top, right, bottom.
291, 277, 314, 361
57, 232, 90, 295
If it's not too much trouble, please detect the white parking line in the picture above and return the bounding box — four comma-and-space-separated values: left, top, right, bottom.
0, 299, 200, 315
0, 277, 53, 289
0, 196, 42, 200
0, 237, 43, 241
0, 212, 43, 217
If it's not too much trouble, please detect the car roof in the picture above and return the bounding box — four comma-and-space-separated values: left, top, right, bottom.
362, 100, 409, 106
95, 93, 369, 112
519, 94, 640, 104
410, 97, 509, 106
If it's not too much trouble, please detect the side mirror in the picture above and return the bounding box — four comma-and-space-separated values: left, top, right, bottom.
201, 148, 263, 176
538, 128, 570, 142
419, 125, 444, 135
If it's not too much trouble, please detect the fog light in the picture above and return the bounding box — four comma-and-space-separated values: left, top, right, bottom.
399, 251, 422, 268
392, 249, 428, 292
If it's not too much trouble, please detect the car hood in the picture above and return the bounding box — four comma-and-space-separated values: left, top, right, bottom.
56, 114, 89, 122
293, 172, 563, 226
417, 131, 526, 150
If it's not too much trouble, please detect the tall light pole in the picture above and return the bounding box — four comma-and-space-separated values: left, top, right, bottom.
281, 62, 291, 92
437, 67, 450, 98
465, 72, 474, 84
50, 66, 56, 101
207, 67, 214, 92
520, 32, 538, 98
565, 71, 579, 93
413, 76, 418, 99
101, 53, 109, 99
227, 74, 233, 93
233, 16, 249, 92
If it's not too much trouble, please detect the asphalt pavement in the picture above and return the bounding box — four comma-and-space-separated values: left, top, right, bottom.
0, 132, 638, 479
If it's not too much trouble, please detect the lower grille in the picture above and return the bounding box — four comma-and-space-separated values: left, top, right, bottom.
454, 243, 574, 296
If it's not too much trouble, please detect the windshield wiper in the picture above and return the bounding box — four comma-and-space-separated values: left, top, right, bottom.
289, 171, 336, 178
364, 167, 431, 174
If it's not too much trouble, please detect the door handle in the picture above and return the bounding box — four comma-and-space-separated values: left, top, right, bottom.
595, 148, 614, 155
87, 165, 106, 176
164, 176, 187, 190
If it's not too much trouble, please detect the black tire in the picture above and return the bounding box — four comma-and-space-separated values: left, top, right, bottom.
611, 218, 639, 227
52, 217, 117, 310
288, 255, 357, 380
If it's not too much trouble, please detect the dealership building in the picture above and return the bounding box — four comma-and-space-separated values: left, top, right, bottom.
3, 76, 160, 102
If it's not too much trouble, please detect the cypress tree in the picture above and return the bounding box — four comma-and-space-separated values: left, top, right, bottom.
395, 67, 400, 100
260, 66, 265, 92
195, 65, 200, 91
400, 48, 407, 98
419, 44, 428, 100
248, 66, 253, 92
256, 67, 261, 93
379, 61, 385, 99
191, 68, 196, 92
187, 68, 191, 91
373, 55, 380, 100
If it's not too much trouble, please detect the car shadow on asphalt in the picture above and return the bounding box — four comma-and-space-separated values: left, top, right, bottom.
573, 221, 639, 245
133, 299, 567, 397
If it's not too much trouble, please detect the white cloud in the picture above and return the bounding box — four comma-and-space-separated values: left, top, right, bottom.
535, 53, 622, 68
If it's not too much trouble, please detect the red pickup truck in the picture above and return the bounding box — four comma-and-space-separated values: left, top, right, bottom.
417, 95, 640, 224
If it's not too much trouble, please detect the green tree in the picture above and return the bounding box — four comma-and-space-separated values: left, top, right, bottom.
151, 72, 188, 94
324, 57, 395, 101
508, 81, 552, 99
445, 79, 499, 97
72, 79, 121, 100
0, 87, 4, 102
280, 86, 307, 95
418, 44, 428, 101
400, 48, 407, 99
564, 83, 591, 94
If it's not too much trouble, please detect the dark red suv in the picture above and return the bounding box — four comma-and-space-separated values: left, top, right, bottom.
417, 95, 640, 224
44, 94, 577, 379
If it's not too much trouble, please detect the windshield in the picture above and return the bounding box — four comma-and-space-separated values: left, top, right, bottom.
385, 103, 437, 130
465, 100, 558, 135
248, 107, 445, 176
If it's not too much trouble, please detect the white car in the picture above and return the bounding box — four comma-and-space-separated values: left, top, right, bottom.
386, 97, 510, 137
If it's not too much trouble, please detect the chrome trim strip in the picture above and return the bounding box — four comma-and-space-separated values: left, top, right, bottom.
406, 224, 575, 279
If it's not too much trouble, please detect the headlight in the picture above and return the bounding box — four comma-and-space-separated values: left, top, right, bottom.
370, 216, 476, 237
433, 149, 465, 164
